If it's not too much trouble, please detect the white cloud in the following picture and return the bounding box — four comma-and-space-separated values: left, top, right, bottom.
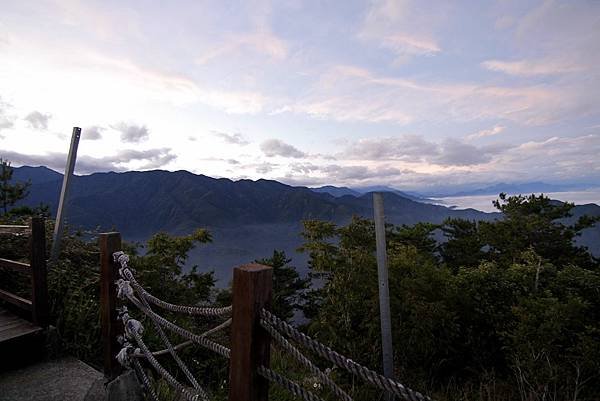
196, 32, 288, 65
467, 125, 505, 140
359, 0, 441, 63
482, 59, 580, 77
291, 65, 569, 126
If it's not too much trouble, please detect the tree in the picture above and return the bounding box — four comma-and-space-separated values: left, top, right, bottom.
256, 250, 309, 321
479, 193, 599, 269
439, 218, 484, 271
0, 158, 31, 215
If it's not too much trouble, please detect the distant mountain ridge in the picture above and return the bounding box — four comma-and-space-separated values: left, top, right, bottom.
432, 181, 597, 198
311, 184, 431, 203
8, 166, 600, 283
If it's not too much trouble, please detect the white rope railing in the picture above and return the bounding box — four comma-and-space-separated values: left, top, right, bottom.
110, 250, 435, 401
113, 251, 232, 401
261, 309, 434, 401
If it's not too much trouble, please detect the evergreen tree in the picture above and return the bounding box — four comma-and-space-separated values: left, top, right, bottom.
0, 158, 31, 215
256, 250, 309, 321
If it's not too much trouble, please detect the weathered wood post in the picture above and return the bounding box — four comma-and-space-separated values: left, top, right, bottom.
50, 127, 81, 264
30, 216, 48, 327
373, 193, 394, 401
100, 232, 123, 380
229, 263, 273, 401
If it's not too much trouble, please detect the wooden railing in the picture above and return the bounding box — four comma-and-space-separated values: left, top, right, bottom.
0, 217, 49, 327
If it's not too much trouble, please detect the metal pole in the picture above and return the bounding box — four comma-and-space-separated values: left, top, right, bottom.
50, 127, 81, 264
373, 192, 394, 399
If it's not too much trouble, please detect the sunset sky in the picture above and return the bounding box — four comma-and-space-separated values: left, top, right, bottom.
1, 0, 599, 192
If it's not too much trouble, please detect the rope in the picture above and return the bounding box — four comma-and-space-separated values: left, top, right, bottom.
132, 357, 160, 401
138, 319, 232, 358
116, 277, 204, 392
261, 309, 433, 401
261, 319, 353, 401
119, 308, 208, 401
122, 284, 231, 359
114, 251, 232, 317
257, 366, 326, 401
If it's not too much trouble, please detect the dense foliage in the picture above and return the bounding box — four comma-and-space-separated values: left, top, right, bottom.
298, 194, 600, 401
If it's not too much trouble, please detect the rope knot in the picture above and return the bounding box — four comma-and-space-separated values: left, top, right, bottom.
116, 278, 134, 300
125, 318, 144, 338
113, 251, 129, 267
116, 345, 133, 368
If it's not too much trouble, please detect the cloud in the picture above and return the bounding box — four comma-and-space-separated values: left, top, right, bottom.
260, 139, 306, 158
0, 98, 15, 132
275, 133, 599, 191
24, 111, 51, 130
84, 125, 104, 140
482, 59, 580, 77
466, 125, 505, 140
289, 162, 320, 175
255, 162, 277, 174
359, 0, 441, 63
433, 139, 508, 166
196, 32, 288, 65
342, 135, 438, 162
280, 163, 411, 187
212, 131, 249, 145
380, 33, 440, 58
290, 65, 573, 126
341, 134, 512, 167
1, 148, 177, 174
113, 123, 150, 143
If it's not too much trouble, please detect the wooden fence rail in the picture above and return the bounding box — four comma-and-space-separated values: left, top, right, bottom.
0, 217, 48, 327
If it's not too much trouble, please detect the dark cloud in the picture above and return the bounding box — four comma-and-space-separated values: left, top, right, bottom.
1, 148, 176, 174
260, 139, 306, 158
24, 111, 51, 130
113, 123, 150, 143
227, 159, 240, 165
212, 130, 249, 145
84, 126, 104, 140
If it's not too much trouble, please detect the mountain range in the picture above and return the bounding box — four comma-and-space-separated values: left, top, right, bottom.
426, 181, 597, 198
10, 166, 600, 284
311, 185, 430, 202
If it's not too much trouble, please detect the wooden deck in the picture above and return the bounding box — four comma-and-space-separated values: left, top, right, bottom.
0, 307, 42, 343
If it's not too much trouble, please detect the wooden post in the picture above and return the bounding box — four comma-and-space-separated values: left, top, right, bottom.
100, 232, 122, 380
30, 216, 48, 327
229, 263, 273, 401
373, 193, 394, 399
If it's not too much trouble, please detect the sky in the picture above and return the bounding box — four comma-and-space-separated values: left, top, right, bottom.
0, 0, 599, 192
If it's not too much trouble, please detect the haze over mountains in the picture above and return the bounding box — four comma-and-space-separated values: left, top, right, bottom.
11, 166, 600, 284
